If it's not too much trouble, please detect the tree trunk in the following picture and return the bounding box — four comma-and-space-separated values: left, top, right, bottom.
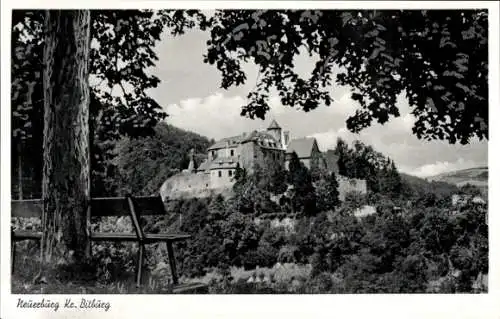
41, 10, 91, 266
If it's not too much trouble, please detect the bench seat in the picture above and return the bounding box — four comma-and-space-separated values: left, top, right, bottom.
13, 231, 191, 243
90, 232, 191, 243
172, 282, 209, 294
12, 230, 42, 240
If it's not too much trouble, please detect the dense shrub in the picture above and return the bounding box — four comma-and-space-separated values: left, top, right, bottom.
277, 245, 300, 264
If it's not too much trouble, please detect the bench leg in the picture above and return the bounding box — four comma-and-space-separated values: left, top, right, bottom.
166, 241, 178, 285
136, 243, 145, 287
85, 241, 92, 259
11, 240, 16, 274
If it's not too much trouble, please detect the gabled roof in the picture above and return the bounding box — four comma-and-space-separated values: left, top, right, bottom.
196, 159, 210, 171
209, 157, 239, 170
207, 134, 245, 150
244, 131, 283, 149
208, 126, 284, 151
286, 137, 318, 158
268, 119, 281, 130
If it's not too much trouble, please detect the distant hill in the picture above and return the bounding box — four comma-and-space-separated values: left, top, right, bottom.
399, 166, 489, 200
399, 172, 460, 200
426, 167, 488, 197
427, 166, 487, 185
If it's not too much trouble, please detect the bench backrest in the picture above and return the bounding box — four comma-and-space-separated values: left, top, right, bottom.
91, 196, 166, 217
11, 195, 167, 218
11, 199, 42, 218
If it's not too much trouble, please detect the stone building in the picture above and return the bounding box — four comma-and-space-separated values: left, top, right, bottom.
285, 137, 326, 171
202, 124, 286, 177
160, 120, 366, 200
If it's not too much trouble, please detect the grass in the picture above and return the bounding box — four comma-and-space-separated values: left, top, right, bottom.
12, 243, 313, 294
11, 243, 197, 294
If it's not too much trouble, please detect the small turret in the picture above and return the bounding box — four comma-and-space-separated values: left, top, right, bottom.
187, 149, 196, 172
267, 119, 283, 148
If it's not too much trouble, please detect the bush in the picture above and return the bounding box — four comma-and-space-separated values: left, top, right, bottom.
303, 272, 334, 293
242, 245, 278, 270
343, 192, 368, 210
277, 245, 300, 264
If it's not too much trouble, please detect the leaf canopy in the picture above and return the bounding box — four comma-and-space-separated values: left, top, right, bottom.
204, 10, 488, 144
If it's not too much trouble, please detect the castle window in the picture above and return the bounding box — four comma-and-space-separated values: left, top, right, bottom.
218, 171, 222, 178
230, 149, 234, 156
229, 170, 233, 177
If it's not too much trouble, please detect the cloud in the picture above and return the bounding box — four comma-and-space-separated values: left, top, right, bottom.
164, 92, 271, 140
407, 158, 482, 177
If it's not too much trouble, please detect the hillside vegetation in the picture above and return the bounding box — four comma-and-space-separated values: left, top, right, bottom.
426, 167, 488, 197
93, 122, 212, 196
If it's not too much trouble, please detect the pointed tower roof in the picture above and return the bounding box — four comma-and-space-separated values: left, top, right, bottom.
268, 119, 281, 130
187, 149, 196, 172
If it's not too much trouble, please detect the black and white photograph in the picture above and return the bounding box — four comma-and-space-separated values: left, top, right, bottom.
1, 1, 499, 318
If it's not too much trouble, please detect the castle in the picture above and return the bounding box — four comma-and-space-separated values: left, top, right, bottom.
159, 120, 366, 200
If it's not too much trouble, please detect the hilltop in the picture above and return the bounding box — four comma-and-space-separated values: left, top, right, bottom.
426, 166, 488, 197
427, 166, 487, 185
399, 172, 459, 201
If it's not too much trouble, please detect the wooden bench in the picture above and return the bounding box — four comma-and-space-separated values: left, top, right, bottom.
11, 195, 207, 293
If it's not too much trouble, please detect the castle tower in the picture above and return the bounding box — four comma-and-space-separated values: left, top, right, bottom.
267, 119, 283, 148
187, 148, 196, 172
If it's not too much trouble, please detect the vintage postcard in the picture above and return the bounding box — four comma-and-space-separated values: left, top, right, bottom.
1, 1, 499, 319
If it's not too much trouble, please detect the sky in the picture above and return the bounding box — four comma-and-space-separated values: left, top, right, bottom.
147, 28, 488, 178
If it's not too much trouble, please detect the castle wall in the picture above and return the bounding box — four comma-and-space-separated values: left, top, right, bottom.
160, 171, 236, 200
159, 172, 211, 200
311, 149, 326, 171
256, 147, 285, 169
210, 168, 235, 189
336, 175, 367, 201
239, 142, 257, 173
209, 145, 239, 160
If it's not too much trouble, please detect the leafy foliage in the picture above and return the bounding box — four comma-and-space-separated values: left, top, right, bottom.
287, 152, 317, 216
315, 171, 340, 212
231, 162, 283, 216
110, 123, 211, 196
11, 10, 210, 198
204, 10, 488, 144
12, 9, 210, 140
334, 138, 403, 197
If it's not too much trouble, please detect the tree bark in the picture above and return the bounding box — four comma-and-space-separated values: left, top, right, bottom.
41, 10, 91, 265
